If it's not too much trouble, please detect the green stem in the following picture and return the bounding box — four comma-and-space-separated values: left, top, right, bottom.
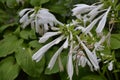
114, 72, 119, 80
98, 70, 107, 80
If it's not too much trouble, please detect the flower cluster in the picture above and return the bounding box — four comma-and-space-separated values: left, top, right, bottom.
19, 1, 114, 80
72, 2, 111, 34
32, 22, 100, 80
19, 8, 63, 34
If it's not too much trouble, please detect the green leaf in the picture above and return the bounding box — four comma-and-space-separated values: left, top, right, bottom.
20, 30, 30, 39
15, 46, 45, 77
29, 40, 43, 49
0, 34, 23, 57
30, 0, 49, 6
6, 0, 17, 8
0, 56, 20, 80
0, 9, 9, 24
0, 23, 17, 33
20, 29, 36, 40
110, 34, 120, 49
80, 75, 104, 80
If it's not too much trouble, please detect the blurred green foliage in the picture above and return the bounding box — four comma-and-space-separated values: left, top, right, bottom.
0, 0, 120, 80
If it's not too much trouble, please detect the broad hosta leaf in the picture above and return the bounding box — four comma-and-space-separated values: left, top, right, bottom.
20, 29, 36, 40
15, 46, 45, 77
29, 40, 44, 49
110, 34, 120, 49
80, 75, 104, 80
0, 34, 23, 57
30, 0, 49, 6
0, 56, 20, 80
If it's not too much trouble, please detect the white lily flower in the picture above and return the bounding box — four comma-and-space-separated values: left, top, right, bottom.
19, 8, 33, 17
67, 52, 73, 80
108, 61, 114, 71
84, 15, 103, 34
72, 4, 95, 19
77, 51, 87, 67
39, 32, 61, 43
76, 36, 99, 70
32, 36, 64, 62
19, 8, 63, 34
96, 7, 111, 33
80, 41, 99, 70
48, 45, 63, 69
48, 37, 69, 69
94, 36, 105, 51
87, 4, 103, 21
63, 37, 69, 48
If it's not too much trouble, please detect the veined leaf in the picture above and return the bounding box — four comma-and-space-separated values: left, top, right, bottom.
0, 56, 20, 80
110, 34, 120, 49
0, 34, 23, 57
20, 29, 36, 40
15, 46, 45, 77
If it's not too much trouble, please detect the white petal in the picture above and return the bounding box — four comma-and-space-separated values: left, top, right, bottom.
72, 4, 95, 17
63, 37, 69, 48
19, 8, 32, 17
80, 41, 99, 70
48, 37, 69, 69
79, 56, 87, 67
96, 7, 111, 33
39, 32, 61, 43
32, 36, 63, 62
87, 4, 103, 21
38, 8, 63, 26
22, 19, 31, 29
44, 24, 49, 31
48, 46, 63, 69
108, 61, 113, 71
35, 17, 40, 33
67, 53, 73, 80
72, 4, 90, 15
19, 13, 28, 23
84, 15, 103, 34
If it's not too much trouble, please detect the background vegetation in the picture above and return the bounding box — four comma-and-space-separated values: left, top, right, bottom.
0, 0, 120, 80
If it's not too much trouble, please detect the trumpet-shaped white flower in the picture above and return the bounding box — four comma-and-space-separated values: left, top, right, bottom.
76, 51, 91, 68
94, 36, 105, 51
67, 53, 73, 80
86, 4, 103, 21
96, 7, 111, 33
48, 37, 69, 69
67, 42, 74, 80
32, 35, 64, 62
39, 32, 61, 43
72, 2, 111, 34
72, 4, 95, 19
108, 61, 114, 71
19, 8, 63, 34
80, 41, 99, 70
84, 14, 103, 34
76, 36, 99, 70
